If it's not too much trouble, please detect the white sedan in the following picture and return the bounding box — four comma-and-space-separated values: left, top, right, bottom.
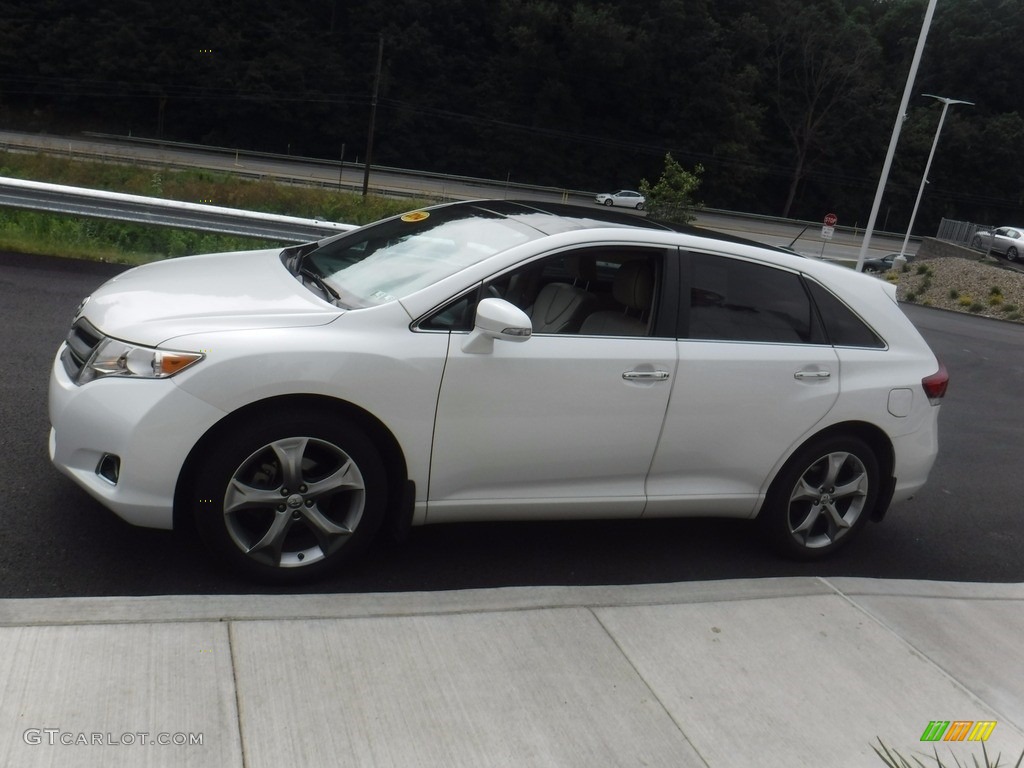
595, 190, 646, 209
49, 200, 947, 582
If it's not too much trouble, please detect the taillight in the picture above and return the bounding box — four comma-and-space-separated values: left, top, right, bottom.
922, 362, 949, 405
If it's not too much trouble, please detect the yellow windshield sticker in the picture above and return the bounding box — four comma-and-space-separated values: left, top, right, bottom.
400, 211, 430, 223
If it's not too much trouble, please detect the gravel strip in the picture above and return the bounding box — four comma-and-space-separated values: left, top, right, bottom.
879, 256, 1024, 322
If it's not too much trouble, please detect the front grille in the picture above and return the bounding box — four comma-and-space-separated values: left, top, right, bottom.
61, 317, 104, 382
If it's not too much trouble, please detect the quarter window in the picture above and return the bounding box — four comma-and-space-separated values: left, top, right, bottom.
806, 281, 885, 348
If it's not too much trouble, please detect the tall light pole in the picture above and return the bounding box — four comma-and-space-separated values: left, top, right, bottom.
897, 95, 973, 260
855, 0, 939, 272
362, 34, 384, 198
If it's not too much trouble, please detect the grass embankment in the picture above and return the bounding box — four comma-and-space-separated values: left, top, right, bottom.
0, 152, 427, 264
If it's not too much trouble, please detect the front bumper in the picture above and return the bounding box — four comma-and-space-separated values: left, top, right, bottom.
48, 345, 227, 529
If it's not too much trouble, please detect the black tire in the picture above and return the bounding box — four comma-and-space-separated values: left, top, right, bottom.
1007, 247, 1018, 262
759, 435, 879, 560
192, 409, 387, 583
603, 199, 614, 206
636, 202, 644, 210
971, 236, 983, 249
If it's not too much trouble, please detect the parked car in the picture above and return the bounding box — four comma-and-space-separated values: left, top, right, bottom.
971, 226, 1024, 261
49, 200, 947, 582
595, 190, 645, 209
863, 253, 914, 273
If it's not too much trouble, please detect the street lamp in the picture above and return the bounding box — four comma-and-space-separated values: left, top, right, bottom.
897, 94, 973, 261
855, 0, 939, 272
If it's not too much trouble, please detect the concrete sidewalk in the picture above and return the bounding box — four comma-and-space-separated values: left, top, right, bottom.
2, 577, 1022, 767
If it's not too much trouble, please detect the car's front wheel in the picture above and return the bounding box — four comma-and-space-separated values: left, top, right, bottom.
971, 235, 983, 249
636, 202, 644, 210
1007, 247, 1019, 262
759, 435, 879, 560
192, 409, 387, 583
603, 199, 614, 206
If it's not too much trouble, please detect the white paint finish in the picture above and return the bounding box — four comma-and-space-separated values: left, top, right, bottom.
0, 623, 240, 768
230, 608, 707, 768
428, 334, 674, 517
847, 595, 1024, 730
887, 387, 914, 417
647, 339, 839, 511
594, 595, 1024, 767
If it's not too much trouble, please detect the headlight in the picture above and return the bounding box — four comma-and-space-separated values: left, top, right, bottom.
79, 338, 204, 383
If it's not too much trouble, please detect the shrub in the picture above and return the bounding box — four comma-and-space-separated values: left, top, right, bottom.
639, 153, 704, 224
958, 295, 974, 307
948, 289, 959, 299
916, 264, 932, 276
969, 302, 985, 313
990, 285, 1004, 296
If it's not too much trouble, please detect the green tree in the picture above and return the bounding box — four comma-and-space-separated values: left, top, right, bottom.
639, 154, 703, 224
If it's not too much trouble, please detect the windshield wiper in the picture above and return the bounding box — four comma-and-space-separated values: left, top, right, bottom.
299, 265, 340, 302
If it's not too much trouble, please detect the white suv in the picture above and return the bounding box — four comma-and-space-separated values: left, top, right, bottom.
49, 200, 947, 582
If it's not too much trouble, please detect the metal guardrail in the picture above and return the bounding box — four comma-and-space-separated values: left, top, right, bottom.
0, 176, 355, 243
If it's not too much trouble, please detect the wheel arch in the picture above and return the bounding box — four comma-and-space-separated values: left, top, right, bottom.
760, 420, 895, 523
173, 394, 411, 534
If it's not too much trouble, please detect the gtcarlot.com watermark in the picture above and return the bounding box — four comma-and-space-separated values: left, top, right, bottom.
23, 729, 203, 747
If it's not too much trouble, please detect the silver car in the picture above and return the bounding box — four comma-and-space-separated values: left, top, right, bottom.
971, 226, 1024, 261
595, 190, 645, 209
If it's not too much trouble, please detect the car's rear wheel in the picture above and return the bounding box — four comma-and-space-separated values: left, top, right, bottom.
760, 435, 879, 560
1007, 247, 1018, 262
192, 409, 387, 583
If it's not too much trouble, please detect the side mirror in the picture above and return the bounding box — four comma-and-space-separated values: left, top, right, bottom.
461, 298, 532, 354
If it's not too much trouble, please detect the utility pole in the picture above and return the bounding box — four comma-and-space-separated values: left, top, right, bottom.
362, 34, 383, 198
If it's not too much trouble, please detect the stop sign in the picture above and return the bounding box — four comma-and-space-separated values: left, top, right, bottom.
824, 213, 838, 227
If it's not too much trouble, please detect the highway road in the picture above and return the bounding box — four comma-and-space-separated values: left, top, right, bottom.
1, 250, 1021, 597
0, 129, 913, 262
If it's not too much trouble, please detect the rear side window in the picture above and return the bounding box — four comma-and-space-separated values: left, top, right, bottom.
686, 253, 823, 344
807, 281, 886, 348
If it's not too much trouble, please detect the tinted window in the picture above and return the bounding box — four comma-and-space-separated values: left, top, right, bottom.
687, 253, 822, 344
807, 281, 886, 348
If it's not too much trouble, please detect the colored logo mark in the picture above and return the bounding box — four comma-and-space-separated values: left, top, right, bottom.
921, 721, 997, 742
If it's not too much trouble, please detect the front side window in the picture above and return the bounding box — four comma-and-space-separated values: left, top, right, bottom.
421, 246, 670, 337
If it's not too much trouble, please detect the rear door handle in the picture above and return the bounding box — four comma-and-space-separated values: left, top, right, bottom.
623, 370, 671, 381
794, 370, 831, 380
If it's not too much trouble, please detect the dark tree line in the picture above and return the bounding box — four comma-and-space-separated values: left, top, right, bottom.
1, 0, 1022, 232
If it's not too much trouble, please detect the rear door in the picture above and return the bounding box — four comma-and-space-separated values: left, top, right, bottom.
645, 251, 840, 517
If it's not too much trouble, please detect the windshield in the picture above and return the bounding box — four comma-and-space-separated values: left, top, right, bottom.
304, 206, 540, 308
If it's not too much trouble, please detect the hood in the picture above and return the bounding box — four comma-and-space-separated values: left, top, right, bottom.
78, 248, 342, 346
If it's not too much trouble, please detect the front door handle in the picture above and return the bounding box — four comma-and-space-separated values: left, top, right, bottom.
622, 370, 671, 381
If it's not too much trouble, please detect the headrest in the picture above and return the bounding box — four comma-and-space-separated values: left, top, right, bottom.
612, 261, 653, 310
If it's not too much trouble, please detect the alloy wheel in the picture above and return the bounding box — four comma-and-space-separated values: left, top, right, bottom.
222, 436, 366, 568
785, 450, 870, 550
